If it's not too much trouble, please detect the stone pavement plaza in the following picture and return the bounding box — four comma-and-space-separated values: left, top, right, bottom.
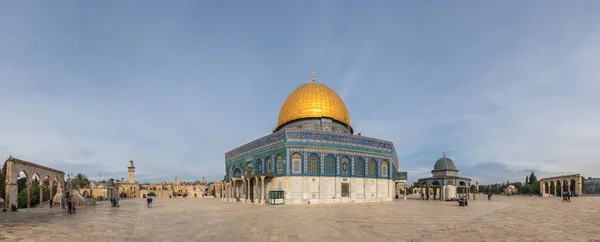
1, 196, 599, 242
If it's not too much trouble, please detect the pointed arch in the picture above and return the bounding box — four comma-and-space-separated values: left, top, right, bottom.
276, 154, 284, 175
266, 157, 273, 173
307, 154, 320, 175
381, 160, 389, 178
341, 156, 350, 177
291, 153, 303, 174
354, 157, 365, 177
324, 154, 336, 176
369, 159, 377, 178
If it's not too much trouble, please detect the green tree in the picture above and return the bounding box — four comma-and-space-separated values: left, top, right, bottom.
72, 173, 90, 189
528, 172, 537, 185
148, 192, 156, 196
18, 177, 27, 193
470, 185, 476, 193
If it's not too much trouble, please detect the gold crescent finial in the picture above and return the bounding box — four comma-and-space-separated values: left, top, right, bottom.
312, 70, 316, 83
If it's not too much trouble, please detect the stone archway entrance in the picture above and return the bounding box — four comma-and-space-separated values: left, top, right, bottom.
4, 156, 65, 211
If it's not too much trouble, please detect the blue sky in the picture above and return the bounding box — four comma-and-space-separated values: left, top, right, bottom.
1, 1, 599, 184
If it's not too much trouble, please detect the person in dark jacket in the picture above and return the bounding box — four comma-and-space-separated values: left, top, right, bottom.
67, 199, 72, 214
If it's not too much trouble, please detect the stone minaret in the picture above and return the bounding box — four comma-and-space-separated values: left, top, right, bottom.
128, 160, 135, 183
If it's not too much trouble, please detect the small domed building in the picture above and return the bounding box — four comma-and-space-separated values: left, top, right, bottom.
504, 185, 518, 196
417, 154, 472, 200
223, 72, 406, 204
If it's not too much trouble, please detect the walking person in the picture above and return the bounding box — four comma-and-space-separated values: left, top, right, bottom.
473, 193, 476, 200
567, 192, 572, 202
67, 199, 72, 215
149, 197, 153, 208
147, 197, 152, 208
49, 199, 53, 208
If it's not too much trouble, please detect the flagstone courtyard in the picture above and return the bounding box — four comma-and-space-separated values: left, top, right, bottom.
1, 196, 599, 242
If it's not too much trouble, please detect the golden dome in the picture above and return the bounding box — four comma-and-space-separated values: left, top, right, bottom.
276, 81, 351, 130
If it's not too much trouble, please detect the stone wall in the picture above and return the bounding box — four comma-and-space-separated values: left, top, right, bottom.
273, 176, 394, 204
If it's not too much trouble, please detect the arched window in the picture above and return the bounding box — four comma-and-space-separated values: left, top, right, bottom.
381, 160, 388, 178
308, 154, 319, 175
447, 180, 453, 185
341, 156, 350, 177
369, 159, 377, 177
233, 168, 241, 178
256, 159, 263, 174
324, 155, 336, 175
266, 157, 272, 172
354, 157, 365, 177
291, 153, 302, 174
276, 155, 284, 175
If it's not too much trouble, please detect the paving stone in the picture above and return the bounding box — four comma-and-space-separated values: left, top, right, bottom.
0, 196, 599, 241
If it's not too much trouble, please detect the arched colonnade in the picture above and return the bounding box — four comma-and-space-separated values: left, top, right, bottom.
539, 174, 583, 197
4, 156, 65, 210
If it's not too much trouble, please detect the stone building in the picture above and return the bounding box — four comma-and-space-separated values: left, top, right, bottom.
417, 155, 472, 200
81, 160, 209, 199
80, 180, 118, 201
222, 72, 406, 204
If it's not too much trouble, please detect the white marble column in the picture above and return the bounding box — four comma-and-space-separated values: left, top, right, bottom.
247, 178, 251, 203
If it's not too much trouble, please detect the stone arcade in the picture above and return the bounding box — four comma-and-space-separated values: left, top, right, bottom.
3, 156, 65, 210
539, 174, 583, 197
222, 72, 406, 204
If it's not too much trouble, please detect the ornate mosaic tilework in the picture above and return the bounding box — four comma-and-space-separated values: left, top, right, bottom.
324, 155, 336, 175
225, 130, 286, 161
308, 154, 319, 175
276, 155, 284, 175
355, 157, 365, 177
266, 157, 273, 173
381, 160, 388, 178
369, 159, 377, 177
341, 156, 350, 177
291, 153, 302, 174
286, 130, 393, 151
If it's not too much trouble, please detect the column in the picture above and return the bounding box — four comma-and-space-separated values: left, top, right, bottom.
26, 183, 31, 208
244, 178, 248, 202
248, 178, 252, 202
567, 181, 571, 194
254, 177, 259, 204
49, 184, 53, 208
229, 180, 233, 202
261, 176, 266, 204
576, 176, 582, 196
230, 180, 235, 202
403, 183, 407, 200
241, 177, 246, 203
560, 180, 564, 196
39, 185, 43, 208
553, 183, 556, 197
